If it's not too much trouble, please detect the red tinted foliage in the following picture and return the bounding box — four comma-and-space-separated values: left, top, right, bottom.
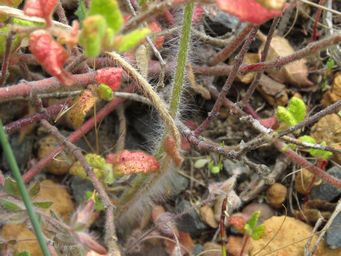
24, 0, 57, 26
164, 135, 183, 166
29, 30, 74, 86
106, 150, 160, 175
95, 68, 123, 91
215, 0, 285, 24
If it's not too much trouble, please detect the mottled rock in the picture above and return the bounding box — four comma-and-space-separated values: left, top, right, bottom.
311, 166, 341, 201
326, 212, 341, 248
175, 199, 207, 235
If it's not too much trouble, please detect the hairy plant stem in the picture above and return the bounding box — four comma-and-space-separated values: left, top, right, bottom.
106, 51, 181, 148
169, 2, 193, 118
41, 120, 120, 255
0, 119, 51, 256
116, 3, 194, 226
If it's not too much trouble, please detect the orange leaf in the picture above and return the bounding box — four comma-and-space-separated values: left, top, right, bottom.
95, 67, 123, 91
106, 150, 160, 175
29, 30, 74, 86
215, 0, 285, 24
164, 135, 183, 166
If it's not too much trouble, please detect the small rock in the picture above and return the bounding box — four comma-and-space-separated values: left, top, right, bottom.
175, 199, 207, 235
311, 166, 341, 201
266, 183, 287, 208
70, 176, 94, 204
227, 236, 249, 256
203, 242, 221, 256
1, 224, 42, 256
37, 134, 75, 175
242, 203, 274, 223
310, 114, 341, 165
223, 159, 250, 176
34, 179, 75, 222
295, 168, 316, 194
326, 212, 341, 248
249, 216, 319, 255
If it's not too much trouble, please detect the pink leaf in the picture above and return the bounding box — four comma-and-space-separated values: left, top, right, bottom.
215, 0, 285, 24
106, 150, 160, 175
95, 68, 123, 91
24, 0, 57, 26
29, 30, 74, 86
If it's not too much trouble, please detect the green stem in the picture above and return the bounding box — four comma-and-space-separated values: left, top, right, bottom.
0, 119, 51, 256
169, 2, 194, 117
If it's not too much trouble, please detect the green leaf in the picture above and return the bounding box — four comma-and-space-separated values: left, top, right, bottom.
326, 58, 336, 71
299, 136, 332, 160
245, 211, 260, 232
287, 97, 306, 123
28, 181, 40, 197
16, 252, 31, 256
0, 198, 22, 212
75, 0, 87, 22
97, 83, 113, 101
251, 224, 265, 240
85, 191, 104, 211
88, 0, 123, 33
4, 177, 20, 197
33, 201, 53, 209
194, 158, 210, 169
112, 28, 151, 53
79, 15, 107, 57
276, 106, 297, 126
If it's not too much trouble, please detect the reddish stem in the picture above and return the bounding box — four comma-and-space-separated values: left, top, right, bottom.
0, 71, 97, 102
311, 0, 326, 42
239, 235, 249, 256
304, 159, 328, 201
22, 85, 135, 183
4, 101, 71, 134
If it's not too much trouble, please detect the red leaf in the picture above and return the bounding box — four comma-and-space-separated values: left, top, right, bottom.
215, 0, 285, 24
24, 0, 57, 26
95, 68, 123, 91
106, 150, 160, 175
148, 20, 164, 49
29, 30, 74, 86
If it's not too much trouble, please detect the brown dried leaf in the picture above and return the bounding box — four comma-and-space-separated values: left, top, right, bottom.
321, 72, 341, 107
257, 74, 288, 106
65, 89, 98, 129
237, 53, 259, 84
260, 35, 313, 87
200, 205, 218, 228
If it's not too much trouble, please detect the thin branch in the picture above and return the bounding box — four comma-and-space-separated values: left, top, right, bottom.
41, 120, 120, 255
240, 17, 280, 107
23, 85, 135, 183
0, 30, 15, 86
4, 101, 71, 134
0, 120, 51, 256
106, 51, 181, 148
0, 71, 97, 102
209, 24, 254, 66
194, 26, 258, 137
115, 106, 126, 152
56, 1, 68, 25
279, 100, 341, 136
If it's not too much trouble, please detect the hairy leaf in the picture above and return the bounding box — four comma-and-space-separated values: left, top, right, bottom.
0, 198, 22, 212
75, 0, 87, 22
106, 150, 160, 175
97, 83, 113, 101
276, 106, 296, 126
95, 67, 123, 91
